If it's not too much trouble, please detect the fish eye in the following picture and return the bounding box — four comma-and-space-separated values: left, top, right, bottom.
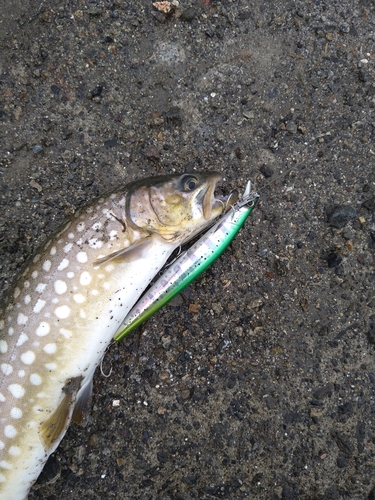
181, 175, 199, 192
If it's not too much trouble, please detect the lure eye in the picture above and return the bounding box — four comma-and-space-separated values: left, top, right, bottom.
181, 175, 199, 192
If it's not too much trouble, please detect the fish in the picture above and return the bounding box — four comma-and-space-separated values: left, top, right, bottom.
0, 172, 231, 500
114, 181, 259, 341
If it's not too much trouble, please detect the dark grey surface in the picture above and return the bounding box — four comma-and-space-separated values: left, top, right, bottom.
1, 0, 375, 499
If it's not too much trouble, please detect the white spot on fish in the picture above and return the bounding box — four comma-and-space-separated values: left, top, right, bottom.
13, 287, 20, 299
8, 327, 14, 336
86, 206, 93, 213
109, 230, 118, 240
76, 238, 83, 246
18, 370, 25, 377
8, 384, 25, 399
8, 446, 21, 456
89, 238, 103, 249
20, 350, 36, 365
74, 294, 86, 304
64, 242, 73, 253
45, 362, 57, 371
80, 271, 92, 286
0, 460, 12, 469
30, 373, 42, 385
54, 280, 67, 295
68, 232, 75, 239
0, 340, 7, 353
105, 264, 115, 273
23, 281, 30, 289
35, 283, 47, 294
92, 222, 102, 230
60, 328, 72, 339
16, 333, 29, 346
0, 473, 6, 482
52, 298, 59, 304
27, 421, 37, 428
32, 270, 39, 279
91, 289, 99, 296
4, 425, 17, 439
33, 254, 41, 264
43, 343, 57, 354
80, 309, 87, 319
55, 305, 70, 319
67, 271, 75, 278
36, 322, 50, 337
24, 294, 31, 305
33, 299, 46, 313
10, 407, 22, 419
57, 258, 69, 271
77, 222, 85, 232
43, 260, 52, 272
17, 313, 28, 325
1, 364, 13, 376
103, 282, 110, 290
76, 251, 88, 263
0, 442, 4, 450
0, 393, 5, 402
50, 246, 57, 255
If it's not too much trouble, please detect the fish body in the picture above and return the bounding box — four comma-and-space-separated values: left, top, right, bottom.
115, 181, 259, 341
0, 172, 227, 500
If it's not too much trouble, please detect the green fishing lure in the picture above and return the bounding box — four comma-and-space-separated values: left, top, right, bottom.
114, 181, 259, 341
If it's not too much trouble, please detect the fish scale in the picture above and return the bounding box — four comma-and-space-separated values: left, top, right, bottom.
0, 172, 227, 499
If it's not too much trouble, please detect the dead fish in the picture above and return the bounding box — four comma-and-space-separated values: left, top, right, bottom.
0, 172, 230, 500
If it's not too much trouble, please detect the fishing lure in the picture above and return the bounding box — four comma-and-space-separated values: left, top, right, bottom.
114, 181, 259, 341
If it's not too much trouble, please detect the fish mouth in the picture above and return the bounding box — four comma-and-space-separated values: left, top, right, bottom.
203, 175, 239, 220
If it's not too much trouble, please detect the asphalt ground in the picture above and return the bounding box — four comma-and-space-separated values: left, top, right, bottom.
1, 1, 375, 499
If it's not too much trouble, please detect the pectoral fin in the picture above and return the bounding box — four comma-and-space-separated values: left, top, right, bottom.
93, 236, 152, 266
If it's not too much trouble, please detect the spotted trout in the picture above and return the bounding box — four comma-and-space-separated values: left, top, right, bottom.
0, 172, 229, 500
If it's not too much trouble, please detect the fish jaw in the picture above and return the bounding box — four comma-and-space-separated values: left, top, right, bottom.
0, 192, 178, 500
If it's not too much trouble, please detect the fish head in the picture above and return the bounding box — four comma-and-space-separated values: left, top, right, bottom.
126, 172, 230, 243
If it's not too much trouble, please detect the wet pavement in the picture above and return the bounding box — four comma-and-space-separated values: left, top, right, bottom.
1, 1, 375, 499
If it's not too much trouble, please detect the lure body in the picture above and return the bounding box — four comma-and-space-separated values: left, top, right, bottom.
0, 172, 228, 500
115, 181, 259, 341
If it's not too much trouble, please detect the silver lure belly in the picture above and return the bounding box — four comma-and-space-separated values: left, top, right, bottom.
0, 192, 177, 500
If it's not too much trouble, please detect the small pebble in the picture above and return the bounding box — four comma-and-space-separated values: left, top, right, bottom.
286, 121, 297, 134
153, 1, 173, 14
144, 145, 160, 160
260, 165, 273, 178
326, 253, 342, 268
339, 22, 350, 33
30, 179, 43, 192
180, 8, 197, 21
363, 196, 375, 212
328, 205, 357, 228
